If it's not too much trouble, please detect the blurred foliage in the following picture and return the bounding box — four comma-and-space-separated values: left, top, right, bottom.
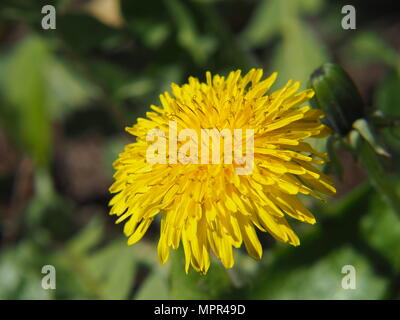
0, 0, 400, 300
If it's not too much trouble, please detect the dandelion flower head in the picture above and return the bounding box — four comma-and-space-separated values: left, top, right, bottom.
109, 69, 336, 274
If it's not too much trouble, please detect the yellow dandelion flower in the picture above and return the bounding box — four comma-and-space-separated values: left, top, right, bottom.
109, 69, 336, 274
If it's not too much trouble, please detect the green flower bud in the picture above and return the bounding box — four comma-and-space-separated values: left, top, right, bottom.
308, 63, 365, 135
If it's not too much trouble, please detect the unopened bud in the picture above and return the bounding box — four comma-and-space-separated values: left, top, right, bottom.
309, 63, 365, 135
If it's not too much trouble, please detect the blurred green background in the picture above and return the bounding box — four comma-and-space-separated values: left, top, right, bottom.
0, 0, 400, 299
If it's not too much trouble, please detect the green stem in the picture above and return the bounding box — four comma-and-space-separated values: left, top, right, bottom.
359, 139, 400, 216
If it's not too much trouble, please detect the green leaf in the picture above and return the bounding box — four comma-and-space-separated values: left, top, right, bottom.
164, 0, 216, 64
0, 242, 54, 300
374, 73, 400, 116
131, 20, 171, 49
0, 250, 25, 299
353, 118, 390, 157
248, 246, 388, 299
272, 24, 327, 88
67, 217, 104, 255
270, 0, 328, 88
240, 0, 281, 48
170, 248, 234, 299
347, 32, 400, 69
358, 139, 400, 215
25, 178, 75, 243
116, 77, 155, 100
97, 244, 137, 299
60, 238, 139, 299
373, 73, 400, 156
241, 0, 324, 49
2, 35, 51, 167
360, 182, 400, 272
245, 184, 390, 299
135, 269, 169, 300
45, 59, 98, 120
299, 0, 324, 15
